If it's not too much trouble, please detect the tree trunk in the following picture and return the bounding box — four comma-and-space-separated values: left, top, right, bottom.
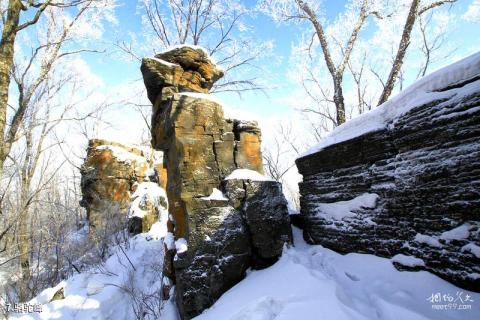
333, 77, 346, 125
0, 0, 22, 180
377, 0, 420, 106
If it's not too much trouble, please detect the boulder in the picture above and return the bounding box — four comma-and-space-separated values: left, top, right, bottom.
80, 139, 166, 237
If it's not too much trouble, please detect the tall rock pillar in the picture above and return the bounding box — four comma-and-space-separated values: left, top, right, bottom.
141, 46, 292, 319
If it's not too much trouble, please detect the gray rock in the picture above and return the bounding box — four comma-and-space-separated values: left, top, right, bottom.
296, 77, 480, 292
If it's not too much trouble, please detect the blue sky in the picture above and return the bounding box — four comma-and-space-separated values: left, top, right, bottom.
74, 0, 480, 142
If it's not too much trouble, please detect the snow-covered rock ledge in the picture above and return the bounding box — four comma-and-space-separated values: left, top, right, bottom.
296, 52, 480, 291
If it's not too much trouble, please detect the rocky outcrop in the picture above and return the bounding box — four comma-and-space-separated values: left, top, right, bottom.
296, 55, 480, 291
141, 46, 223, 104
80, 139, 167, 236
141, 46, 292, 319
128, 179, 168, 235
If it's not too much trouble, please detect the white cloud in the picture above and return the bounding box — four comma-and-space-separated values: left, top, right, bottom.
464, 0, 480, 22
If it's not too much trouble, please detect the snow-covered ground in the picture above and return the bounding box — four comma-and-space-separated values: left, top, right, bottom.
9, 224, 178, 320
197, 227, 480, 320
10, 227, 480, 319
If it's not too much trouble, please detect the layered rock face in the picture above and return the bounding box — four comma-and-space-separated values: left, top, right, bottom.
80, 139, 167, 236
141, 46, 292, 319
296, 59, 480, 291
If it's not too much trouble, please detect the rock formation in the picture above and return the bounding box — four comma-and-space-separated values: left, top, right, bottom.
80, 139, 167, 237
141, 46, 292, 319
296, 55, 480, 292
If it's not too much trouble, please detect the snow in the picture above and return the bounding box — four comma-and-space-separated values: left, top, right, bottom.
286, 199, 299, 215
164, 232, 175, 250
10, 225, 178, 320
95, 145, 147, 164
149, 56, 179, 68
300, 52, 480, 158
13, 226, 480, 320
128, 181, 167, 219
196, 227, 480, 320
440, 223, 471, 241
225, 169, 273, 181
414, 234, 443, 248
145, 168, 156, 178
315, 193, 379, 220
391, 254, 426, 268
461, 243, 480, 258
175, 238, 188, 254
201, 188, 228, 201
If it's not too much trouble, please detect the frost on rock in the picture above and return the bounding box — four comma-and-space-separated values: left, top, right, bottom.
164, 232, 175, 251
315, 193, 379, 220
128, 180, 168, 235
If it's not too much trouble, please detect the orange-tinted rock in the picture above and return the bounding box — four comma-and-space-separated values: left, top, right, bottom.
80, 139, 166, 236
142, 46, 291, 319
141, 46, 223, 104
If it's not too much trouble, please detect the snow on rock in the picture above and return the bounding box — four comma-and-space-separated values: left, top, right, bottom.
225, 169, 273, 181
95, 144, 147, 164
201, 188, 228, 201
128, 182, 167, 219
175, 238, 188, 254
461, 243, 480, 258
164, 232, 175, 251
149, 56, 179, 68
414, 234, 443, 248
145, 168, 156, 178
300, 52, 480, 157
147, 221, 168, 241
315, 193, 379, 220
391, 254, 426, 268
295, 52, 480, 289
440, 223, 471, 241
196, 228, 480, 320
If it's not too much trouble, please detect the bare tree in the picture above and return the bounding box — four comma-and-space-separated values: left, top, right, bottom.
377, 0, 457, 105
0, 0, 113, 181
260, 0, 373, 125
262, 0, 459, 134
415, 10, 455, 79
118, 0, 271, 94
